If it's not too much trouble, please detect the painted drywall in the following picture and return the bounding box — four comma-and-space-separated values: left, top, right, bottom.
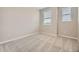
78, 8, 79, 38
58, 7, 78, 38
0, 7, 39, 42
39, 7, 58, 36
0, 9, 3, 42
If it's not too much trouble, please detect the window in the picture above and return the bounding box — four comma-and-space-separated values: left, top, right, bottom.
43, 8, 52, 25
62, 7, 72, 22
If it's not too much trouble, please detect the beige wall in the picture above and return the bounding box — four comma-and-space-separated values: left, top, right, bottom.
78, 8, 79, 38
39, 7, 58, 36
58, 7, 78, 38
0, 9, 3, 42
0, 7, 39, 42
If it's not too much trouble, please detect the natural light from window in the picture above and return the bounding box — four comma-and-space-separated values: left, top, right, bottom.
43, 8, 52, 25
62, 7, 72, 22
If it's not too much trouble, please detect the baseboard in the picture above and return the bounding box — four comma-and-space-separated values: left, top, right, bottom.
0, 32, 38, 44
41, 32, 57, 37
77, 37, 79, 42
59, 35, 78, 40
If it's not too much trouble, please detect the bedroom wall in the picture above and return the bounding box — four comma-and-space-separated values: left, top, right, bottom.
0, 7, 39, 42
78, 8, 79, 39
58, 7, 78, 38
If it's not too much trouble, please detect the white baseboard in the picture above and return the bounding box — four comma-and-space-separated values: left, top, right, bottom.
0, 32, 78, 45
40, 32, 78, 40
77, 37, 79, 42
59, 35, 78, 40
41, 32, 57, 37
0, 32, 38, 44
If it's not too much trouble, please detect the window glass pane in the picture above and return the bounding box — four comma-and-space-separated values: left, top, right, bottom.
62, 7, 71, 14
44, 18, 51, 25
43, 9, 51, 18
62, 15, 71, 21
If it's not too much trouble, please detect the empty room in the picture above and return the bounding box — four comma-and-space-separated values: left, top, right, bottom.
0, 7, 79, 52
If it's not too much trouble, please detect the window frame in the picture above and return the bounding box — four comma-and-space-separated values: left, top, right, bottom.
40, 8, 52, 25
62, 7, 72, 22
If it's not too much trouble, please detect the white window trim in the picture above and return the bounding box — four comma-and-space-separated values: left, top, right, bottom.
62, 7, 72, 22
